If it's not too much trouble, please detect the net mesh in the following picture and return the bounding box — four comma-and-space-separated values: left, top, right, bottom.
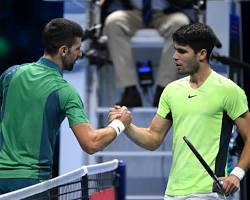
0, 159, 119, 200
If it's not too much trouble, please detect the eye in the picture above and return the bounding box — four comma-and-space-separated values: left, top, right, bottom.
177, 49, 186, 54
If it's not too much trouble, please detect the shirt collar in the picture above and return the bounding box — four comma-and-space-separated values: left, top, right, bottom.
37, 57, 63, 76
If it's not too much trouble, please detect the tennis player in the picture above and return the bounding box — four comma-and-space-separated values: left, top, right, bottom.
109, 23, 250, 199
0, 18, 131, 194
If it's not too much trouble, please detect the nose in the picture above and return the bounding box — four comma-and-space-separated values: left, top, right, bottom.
173, 51, 178, 61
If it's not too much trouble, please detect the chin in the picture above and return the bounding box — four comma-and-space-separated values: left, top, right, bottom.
178, 70, 188, 75
64, 65, 74, 71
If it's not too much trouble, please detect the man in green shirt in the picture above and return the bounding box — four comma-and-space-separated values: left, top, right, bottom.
109, 23, 250, 199
0, 18, 131, 194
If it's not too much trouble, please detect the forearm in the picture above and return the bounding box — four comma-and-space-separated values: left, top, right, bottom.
91, 127, 117, 152
86, 120, 126, 153
125, 124, 162, 150
233, 112, 250, 174
72, 123, 118, 154
236, 137, 250, 172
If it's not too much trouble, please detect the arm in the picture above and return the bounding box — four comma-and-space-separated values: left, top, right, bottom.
220, 111, 250, 195
234, 111, 250, 171
71, 123, 117, 154
71, 107, 131, 154
125, 114, 172, 150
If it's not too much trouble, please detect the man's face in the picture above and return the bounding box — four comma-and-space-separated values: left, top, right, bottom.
62, 37, 82, 71
173, 43, 200, 75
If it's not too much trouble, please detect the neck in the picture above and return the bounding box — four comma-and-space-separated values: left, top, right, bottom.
189, 63, 212, 89
43, 53, 63, 70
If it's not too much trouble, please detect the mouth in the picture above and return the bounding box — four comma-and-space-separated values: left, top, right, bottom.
175, 63, 184, 72
175, 63, 182, 68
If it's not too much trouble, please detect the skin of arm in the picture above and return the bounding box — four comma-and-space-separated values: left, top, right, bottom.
125, 114, 172, 151
234, 111, 250, 171
219, 111, 250, 195
71, 123, 117, 154
71, 107, 131, 154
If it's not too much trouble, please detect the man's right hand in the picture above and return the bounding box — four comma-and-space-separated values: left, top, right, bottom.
108, 105, 132, 128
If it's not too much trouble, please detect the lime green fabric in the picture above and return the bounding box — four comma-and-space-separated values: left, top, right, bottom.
157, 71, 248, 196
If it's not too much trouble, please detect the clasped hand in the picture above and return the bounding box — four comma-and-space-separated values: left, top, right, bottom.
108, 105, 132, 128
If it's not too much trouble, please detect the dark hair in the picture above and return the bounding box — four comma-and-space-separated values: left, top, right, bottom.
172, 23, 217, 60
42, 18, 84, 55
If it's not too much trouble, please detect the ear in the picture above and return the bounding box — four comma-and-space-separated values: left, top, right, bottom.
198, 49, 207, 62
59, 45, 69, 56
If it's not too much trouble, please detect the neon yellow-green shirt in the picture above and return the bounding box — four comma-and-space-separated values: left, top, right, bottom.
157, 70, 248, 196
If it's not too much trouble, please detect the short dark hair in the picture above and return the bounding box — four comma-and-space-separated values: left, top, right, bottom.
42, 18, 84, 55
172, 23, 217, 60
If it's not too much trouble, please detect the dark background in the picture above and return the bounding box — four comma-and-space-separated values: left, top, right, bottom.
241, 2, 250, 199
0, 0, 64, 177
0, 0, 63, 74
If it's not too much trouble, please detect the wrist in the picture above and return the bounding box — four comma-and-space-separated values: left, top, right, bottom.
230, 167, 245, 181
108, 119, 125, 136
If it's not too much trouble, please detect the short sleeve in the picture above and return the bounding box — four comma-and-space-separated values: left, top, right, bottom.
157, 86, 171, 119
59, 85, 89, 127
224, 84, 248, 120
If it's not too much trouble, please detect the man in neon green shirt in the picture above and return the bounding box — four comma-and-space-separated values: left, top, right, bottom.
109, 23, 250, 199
0, 18, 131, 194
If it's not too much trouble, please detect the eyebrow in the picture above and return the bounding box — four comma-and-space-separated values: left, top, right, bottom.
175, 47, 188, 52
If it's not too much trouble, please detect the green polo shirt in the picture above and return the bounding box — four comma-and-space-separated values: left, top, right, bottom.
157, 70, 248, 196
0, 57, 89, 180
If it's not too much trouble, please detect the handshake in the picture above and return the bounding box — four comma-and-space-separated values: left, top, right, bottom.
108, 105, 132, 136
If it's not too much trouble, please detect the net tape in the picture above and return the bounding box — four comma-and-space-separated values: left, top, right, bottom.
0, 159, 119, 200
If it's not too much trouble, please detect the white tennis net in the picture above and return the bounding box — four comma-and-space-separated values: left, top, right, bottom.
0, 159, 119, 200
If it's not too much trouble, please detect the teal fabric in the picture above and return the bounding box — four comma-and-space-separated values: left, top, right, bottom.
0, 178, 41, 194
0, 57, 89, 181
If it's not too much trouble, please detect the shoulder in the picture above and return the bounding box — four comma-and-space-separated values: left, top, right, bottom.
58, 83, 81, 101
211, 71, 243, 92
212, 72, 247, 106
1, 64, 22, 78
58, 82, 78, 94
0, 64, 29, 85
